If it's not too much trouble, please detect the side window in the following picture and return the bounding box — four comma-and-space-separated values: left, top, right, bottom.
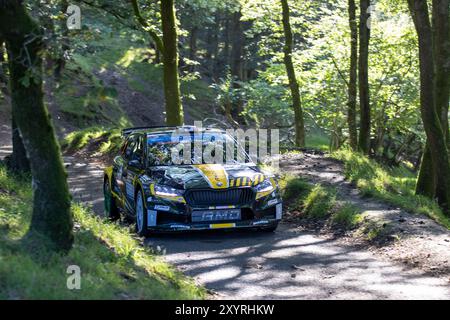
120, 139, 129, 156
132, 135, 144, 163
124, 136, 136, 161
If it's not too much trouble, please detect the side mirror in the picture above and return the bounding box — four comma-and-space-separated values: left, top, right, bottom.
128, 159, 142, 169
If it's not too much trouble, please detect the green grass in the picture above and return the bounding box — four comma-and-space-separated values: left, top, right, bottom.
332, 148, 450, 229
279, 176, 337, 219
0, 165, 204, 299
303, 184, 336, 218
279, 176, 312, 202
331, 203, 364, 228
61, 127, 122, 156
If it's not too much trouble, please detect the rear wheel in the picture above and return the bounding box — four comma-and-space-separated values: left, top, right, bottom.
104, 178, 120, 221
135, 190, 149, 237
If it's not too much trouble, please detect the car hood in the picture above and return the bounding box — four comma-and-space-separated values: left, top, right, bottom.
148, 163, 266, 190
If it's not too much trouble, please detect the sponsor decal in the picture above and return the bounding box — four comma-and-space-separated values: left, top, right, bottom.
147, 210, 157, 227
210, 223, 236, 229
170, 224, 191, 229
253, 220, 270, 226
193, 164, 229, 189
154, 205, 170, 211
125, 181, 134, 199
276, 203, 283, 220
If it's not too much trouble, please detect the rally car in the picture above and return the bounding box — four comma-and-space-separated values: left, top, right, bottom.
103, 126, 282, 236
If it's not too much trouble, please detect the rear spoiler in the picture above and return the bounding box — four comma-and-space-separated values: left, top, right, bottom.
121, 125, 223, 138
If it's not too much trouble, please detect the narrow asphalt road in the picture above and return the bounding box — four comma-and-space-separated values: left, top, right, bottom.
1, 132, 450, 299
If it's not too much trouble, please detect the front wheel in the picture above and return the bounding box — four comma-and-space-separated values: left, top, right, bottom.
135, 190, 149, 237
104, 178, 120, 221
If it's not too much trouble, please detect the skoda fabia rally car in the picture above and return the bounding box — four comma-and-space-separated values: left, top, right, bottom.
103, 126, 282, 236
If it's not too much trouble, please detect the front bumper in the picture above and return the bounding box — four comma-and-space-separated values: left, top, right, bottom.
146, 218, 280, 232
145, 188, 282, 232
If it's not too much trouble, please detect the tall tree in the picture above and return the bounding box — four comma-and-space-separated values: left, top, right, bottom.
0, 0, 73, 251
347, 0, 358, 150
358, 0, 371, 154
160, 0, 183, 125
280, 0, 305, 147
230, 10, 245, 122
408, 0, 450, 214
432, 0, 450, 147
1, 40, 30, 172
130, 0, 183, 126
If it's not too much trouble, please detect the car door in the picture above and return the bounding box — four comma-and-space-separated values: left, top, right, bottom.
123, 134, 145, 212
111, 136, 131, 205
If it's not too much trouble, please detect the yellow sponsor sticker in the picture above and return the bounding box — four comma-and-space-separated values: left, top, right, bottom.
210, 223, 236, 229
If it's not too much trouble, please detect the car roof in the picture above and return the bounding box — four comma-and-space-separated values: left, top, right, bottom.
122, 126, 226, 138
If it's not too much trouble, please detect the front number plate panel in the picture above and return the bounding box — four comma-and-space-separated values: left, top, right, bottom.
191, 209, 241, 222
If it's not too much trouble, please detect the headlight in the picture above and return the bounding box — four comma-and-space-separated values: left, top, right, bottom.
255, 179, 274, 193
255, 179, 276, 200
154, 184, 184, 197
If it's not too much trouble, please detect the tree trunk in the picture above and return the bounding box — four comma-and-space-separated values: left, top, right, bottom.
223, 14, 231, 70
1, 40, 30, 172
230, 10, 244, 121
432, 0, 450, 147
160, 0, 183, 126
0, 40, 8, 96
54, 0, 70, 81
211, 13, 220, 80
281, 0, 305, 147
415, 0, 450, 197
358, 0, 371, 154
188, 26, 198, 73
10, 116, 30, 172
347, 0, 358, 150
409, 0, 450, 214
0, 1, 73, 251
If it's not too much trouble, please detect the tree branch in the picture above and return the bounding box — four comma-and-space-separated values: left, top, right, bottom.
129, 0, 164, 55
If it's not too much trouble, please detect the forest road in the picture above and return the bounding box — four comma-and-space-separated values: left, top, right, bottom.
62, 155, 450, 300
1, 129, 450, 299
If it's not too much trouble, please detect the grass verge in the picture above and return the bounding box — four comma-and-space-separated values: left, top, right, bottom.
0, 164, 204, 299
331, 148, 450, 229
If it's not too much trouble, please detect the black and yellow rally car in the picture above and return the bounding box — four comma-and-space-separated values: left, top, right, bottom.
103, 126, 282, 236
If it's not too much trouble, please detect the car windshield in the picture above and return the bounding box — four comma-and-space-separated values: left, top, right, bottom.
146, 132, 251, 166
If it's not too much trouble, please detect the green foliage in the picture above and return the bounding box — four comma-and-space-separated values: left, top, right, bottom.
303, 184, 336, 218
280, 176, 312, 202
332, 148, 450, 229
331, 203, 364, 228
0, 165, 204, 299
55, 53, 129, 127
61, 127, 122, 156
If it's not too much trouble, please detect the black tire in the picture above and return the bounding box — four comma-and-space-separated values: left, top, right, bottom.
104, 178, 120, 221
135, 189, 150, 237
260, 223, 279, 233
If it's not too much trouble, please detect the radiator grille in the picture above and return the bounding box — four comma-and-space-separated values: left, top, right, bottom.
185, 188, 255, 206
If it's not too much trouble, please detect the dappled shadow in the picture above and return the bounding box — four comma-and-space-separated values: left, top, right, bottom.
145, 223, 450, 300
65, 156, 105, 216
